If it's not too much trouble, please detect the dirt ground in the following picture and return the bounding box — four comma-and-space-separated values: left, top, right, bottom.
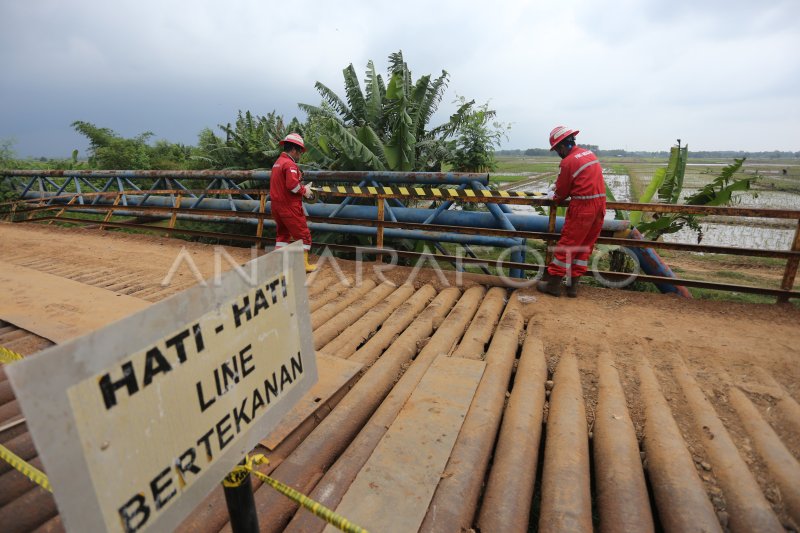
2, 221, 799, 529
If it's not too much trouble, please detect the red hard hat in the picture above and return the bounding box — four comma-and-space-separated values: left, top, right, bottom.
280, 133, 306, 152
548, 126, 579, 150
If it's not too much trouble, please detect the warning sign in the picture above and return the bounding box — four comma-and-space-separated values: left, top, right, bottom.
7, 242, 317, 533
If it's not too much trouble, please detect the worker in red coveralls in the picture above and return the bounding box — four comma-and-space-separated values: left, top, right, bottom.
537, 126, 606, 298
270, 133, 317, 272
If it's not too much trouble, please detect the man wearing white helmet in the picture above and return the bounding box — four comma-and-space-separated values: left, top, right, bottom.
537, 126, 606, 297
270, 133, 317, 272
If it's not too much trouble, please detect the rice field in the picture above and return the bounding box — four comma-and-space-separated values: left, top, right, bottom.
493, 156, 800, 251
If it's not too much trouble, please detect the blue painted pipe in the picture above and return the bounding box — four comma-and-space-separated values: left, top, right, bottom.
24, 192, 629, 233
624, 228, 692, 297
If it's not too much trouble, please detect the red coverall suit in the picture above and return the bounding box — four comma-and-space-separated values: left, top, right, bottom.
548, 145, 606, 278
270, 152, 311, 250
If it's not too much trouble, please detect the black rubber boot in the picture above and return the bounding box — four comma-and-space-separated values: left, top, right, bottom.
536, 272, 562, 297
565, 277, 580, 298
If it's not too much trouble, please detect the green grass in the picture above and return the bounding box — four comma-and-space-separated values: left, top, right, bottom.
494, 157, 559, 174
688, 287, 799, 307
489, 175, 539, 184
659, 250, 787, 269
714, 270, 756, 281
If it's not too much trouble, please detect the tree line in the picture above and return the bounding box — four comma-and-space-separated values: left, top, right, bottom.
498, 148, 800, 159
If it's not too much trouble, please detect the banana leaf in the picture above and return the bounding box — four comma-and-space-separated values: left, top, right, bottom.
657, 145, 688, 204
685, 158, 756, 206
604, 183, 628, 221
630, 168, 666, 227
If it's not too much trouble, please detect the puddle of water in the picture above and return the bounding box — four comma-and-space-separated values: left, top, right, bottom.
663, 223, 795, 250
506, 172, 630, 221
680, 189, 800, 210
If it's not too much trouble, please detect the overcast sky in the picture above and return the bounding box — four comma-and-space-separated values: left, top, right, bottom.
1, 0, 798, 158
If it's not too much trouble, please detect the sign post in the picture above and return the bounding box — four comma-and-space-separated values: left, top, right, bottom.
7, 242, 317, 532
223, 458, 259, 533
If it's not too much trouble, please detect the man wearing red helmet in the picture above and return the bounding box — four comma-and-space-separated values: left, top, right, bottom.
271, 133, 317, 272
537, 126, 606, 297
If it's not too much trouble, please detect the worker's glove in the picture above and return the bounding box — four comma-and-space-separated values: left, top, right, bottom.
546, 183, 556, 200
303, 182, 314, 199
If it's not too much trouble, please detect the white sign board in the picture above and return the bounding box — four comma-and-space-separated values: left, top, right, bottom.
7, 242, 317, 532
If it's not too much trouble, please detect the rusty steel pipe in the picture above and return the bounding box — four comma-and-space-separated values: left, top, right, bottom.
751, 367, 800, 446
319, 284, 418, 357
728, 387, 800, 527
672, 357, 784, 533
477, 325, 548, 533
310, 280, 377, 330
536, 351, 593, 533
309, 279, 354, 313
638, 357, 722, 533
0, 432, 36, 477
594, 350, 654, 533
3, 169, 490, 185
0, 485, 59, 533
0, 456, 47, 507
347, 285, 441, 367
451, 286, 507, 360
312, 281, 397, 350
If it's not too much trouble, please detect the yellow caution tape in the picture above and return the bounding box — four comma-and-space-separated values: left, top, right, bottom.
225, 454, 368, 533
0, 443, 52, 492
0, 345, 24, 364
316, 185, 546, 200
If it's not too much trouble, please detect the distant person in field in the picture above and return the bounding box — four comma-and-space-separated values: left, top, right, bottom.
537, 126, 606, 298
270, 133, 317, 272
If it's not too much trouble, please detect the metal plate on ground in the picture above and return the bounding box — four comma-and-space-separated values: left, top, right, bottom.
0, 260, 151, 343
324, 355, 485, 533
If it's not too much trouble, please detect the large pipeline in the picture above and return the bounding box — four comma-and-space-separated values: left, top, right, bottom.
21, 191, 630, 234
728, 387, 800, 527
594, 350, 654, 533
537, 351, 593, 533
319, 284, 421, 357
477, 324, 548, 532
637, 356, 722, 533
451, 286, 507, 360
671, 357, 784, 532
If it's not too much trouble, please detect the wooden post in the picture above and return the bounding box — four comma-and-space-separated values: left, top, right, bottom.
167, 193, 183, 234
778, 218, 800, 304
99, 193, 121, 230
545, 202, 558, 269
256, 192, 267, 238
376, 197, 385, 260
48, 195, 79, 224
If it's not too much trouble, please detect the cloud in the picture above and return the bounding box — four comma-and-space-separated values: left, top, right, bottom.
1, 0, 798, 156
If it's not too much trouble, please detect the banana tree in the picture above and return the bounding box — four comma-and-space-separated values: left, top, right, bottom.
634, 143, 758, 242
194, 110, 304, 170
299, 50, 472, 171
